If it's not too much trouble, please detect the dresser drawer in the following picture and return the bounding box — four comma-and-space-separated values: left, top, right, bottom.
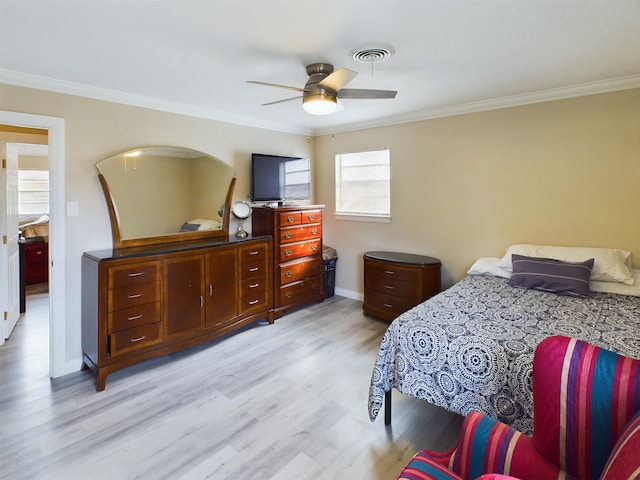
108, 301, 160, 333
364, 290, 421, 318
279, 257, 322, 285
301, 210, 322, 225
25, 243, 48, 263
240, 276, 268, 296
278, 212, 301, 227
109, 281, 160, 312
365, 273, 423, 300
238, 242, 269, 264
279, 239, 321, 262
108, 261, 160, 289
365, 259, 422, 282
279, 276, 322, 305
109, 323, 162, 357
280, 224, 321, 243
240, 258, 269, 280
240, 288, 270, 314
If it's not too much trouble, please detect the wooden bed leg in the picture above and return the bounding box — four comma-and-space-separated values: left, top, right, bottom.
384, 390, 392, 425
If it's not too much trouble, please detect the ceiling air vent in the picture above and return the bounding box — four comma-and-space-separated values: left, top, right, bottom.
349, 45, 395, 64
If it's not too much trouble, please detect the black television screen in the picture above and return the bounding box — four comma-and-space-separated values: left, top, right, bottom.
250, 153, 310, 202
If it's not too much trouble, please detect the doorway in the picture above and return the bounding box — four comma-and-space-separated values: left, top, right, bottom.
0, 111, 67, 378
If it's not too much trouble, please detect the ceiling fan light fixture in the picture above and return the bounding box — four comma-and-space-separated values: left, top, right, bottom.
303, 94, 337, 115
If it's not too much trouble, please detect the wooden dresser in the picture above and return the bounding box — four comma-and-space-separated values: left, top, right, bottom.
23, 240, 48, 285
363, 251, 441, 322
81, 236, 272, 390
252, 205, 324, 319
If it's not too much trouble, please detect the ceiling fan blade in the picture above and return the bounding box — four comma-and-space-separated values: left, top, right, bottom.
247, 80, 306, 93
261, 96, 302, 106
319, 68, 358, 91
338, 88, 397, 99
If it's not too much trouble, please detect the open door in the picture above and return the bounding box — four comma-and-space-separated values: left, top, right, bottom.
1, 141, 20, 343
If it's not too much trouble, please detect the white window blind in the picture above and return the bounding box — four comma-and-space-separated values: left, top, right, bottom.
335, 149, 390, 218
18, 169, 49, 216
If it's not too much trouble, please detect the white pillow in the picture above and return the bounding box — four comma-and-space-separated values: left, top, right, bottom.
188, 218, 222, 231
591, 269, 640, 297
498, 244, 633, 285
467, 257, 511, 279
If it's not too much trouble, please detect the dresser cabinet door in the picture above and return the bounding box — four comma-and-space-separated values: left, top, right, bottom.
205, 248, 238, 328
163, 255, 205, 337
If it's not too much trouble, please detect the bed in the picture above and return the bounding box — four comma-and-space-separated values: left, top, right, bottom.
368, 245, 640, 435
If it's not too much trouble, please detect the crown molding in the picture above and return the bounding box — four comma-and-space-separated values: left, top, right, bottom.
0, 69, 307, 135
2, 69, 638, 138
313, 74, 640, 136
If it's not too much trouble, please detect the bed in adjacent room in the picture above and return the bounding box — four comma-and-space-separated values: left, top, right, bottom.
368, 245, 640, 435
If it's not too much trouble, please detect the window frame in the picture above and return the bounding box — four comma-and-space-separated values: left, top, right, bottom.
334, 148, 391, 223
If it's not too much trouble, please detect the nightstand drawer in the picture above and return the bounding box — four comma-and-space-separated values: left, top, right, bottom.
364, 290, 420, 318
365, 259, 422, 282
365, 274, 423, 299
25, 243, 48, 263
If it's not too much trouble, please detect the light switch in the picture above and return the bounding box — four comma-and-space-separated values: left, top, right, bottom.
66, 201, 79, 216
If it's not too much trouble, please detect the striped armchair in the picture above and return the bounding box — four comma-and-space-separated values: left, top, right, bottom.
397, 336, 640, 480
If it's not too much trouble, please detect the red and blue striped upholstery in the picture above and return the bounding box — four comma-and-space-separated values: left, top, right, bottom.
396, 336, 640, 480
533, 336, 640, 480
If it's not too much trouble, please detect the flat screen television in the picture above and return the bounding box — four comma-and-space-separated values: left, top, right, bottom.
250, 153, 311, 203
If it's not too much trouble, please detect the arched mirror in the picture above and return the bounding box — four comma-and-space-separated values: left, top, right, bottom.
97, 146, 236, 249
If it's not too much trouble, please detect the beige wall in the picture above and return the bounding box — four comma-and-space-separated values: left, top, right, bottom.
1, 83, 638, 373
0, 83, 312, 370
315, 89, 640, 294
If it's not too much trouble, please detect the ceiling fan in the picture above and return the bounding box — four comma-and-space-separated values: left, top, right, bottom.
247, 63, 397, 115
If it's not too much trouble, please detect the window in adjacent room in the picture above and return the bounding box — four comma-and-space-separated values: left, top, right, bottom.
18, 169, 50, 219
335, 148, 390, 222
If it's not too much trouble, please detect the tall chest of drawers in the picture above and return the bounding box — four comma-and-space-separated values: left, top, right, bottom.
363, 251, 441, 322
252, 205, 325, 319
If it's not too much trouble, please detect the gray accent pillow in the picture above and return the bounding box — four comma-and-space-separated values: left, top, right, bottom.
508, 254, 594, 297
179, 222, 200, 232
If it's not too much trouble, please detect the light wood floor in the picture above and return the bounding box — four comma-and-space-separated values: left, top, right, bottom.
1, 289, 463, 480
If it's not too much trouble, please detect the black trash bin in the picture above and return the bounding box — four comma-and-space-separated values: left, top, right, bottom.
322, 246, 338, 298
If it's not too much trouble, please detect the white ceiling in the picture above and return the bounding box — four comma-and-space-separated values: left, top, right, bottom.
1, 0, 639, 135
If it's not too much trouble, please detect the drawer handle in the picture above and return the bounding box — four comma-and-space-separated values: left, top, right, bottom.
36, 251, 43, 255
128, 293, 143, 299
287, 215, 294, 223
209, 284, 213, 296
128, 314, 143, 321
249, 283, 259, 288
311, 244, 318, 251
284, 232, 292, 239
249, 299, 259, 305
130, 335, 146, 343
285, 271, 292, 278
383, 303, 394, 308
308, 214, 315, 221
128, 272, 143, 277
385, 285, 395, 290
384, 270, 395, 275
249, 267, 259, 272
311, 228, 317, 235
285, 291, 293, 299
248, 250, 259, 256
284, 249, 292, 256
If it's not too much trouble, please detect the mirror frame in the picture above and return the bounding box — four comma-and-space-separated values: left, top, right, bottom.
98, 172, 236, 249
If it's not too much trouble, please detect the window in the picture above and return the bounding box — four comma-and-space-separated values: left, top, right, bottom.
18, 169, 49, 217
335, 149, 390, 221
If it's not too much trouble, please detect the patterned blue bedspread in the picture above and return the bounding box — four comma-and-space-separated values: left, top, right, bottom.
368, 274, 640, 435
